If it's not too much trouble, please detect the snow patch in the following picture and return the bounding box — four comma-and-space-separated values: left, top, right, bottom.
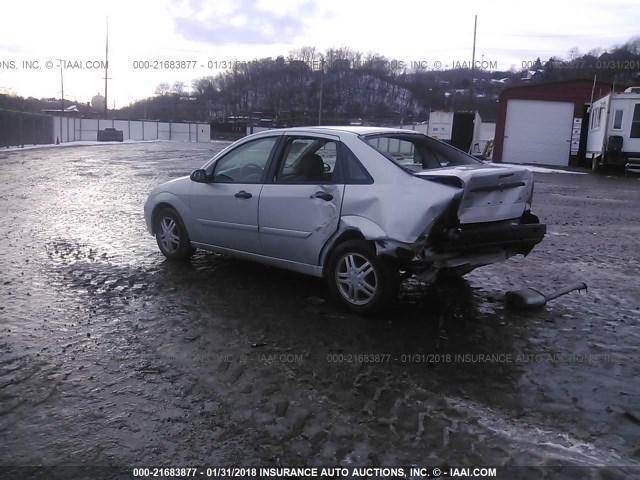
442, 395, 632, 466
1, 139, 224, 153
497, 162, 588, 175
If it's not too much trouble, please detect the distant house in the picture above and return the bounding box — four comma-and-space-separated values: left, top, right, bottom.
41, 104, 81, 116
520, 70, 544, 82
493, 79, 626, 167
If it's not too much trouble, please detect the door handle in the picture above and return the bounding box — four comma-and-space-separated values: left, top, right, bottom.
312, 191, 334, 201
234, 190, 252, 199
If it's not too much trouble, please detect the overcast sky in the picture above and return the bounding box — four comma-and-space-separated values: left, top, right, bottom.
0, 0, 638, 107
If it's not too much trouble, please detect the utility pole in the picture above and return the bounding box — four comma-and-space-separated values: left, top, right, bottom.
318, 57, 325, 125
470, 14, 477, 109
56, 59, 64, 143
104, 17, 109, 119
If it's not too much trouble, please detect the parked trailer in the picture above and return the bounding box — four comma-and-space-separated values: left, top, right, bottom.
586, 87, 640, 172
427, 111, 490, 157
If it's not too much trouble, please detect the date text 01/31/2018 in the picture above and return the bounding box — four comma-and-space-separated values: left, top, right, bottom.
131, 60, 251, 70
325, 353, 451, 363
522, 59, 640, 70
131, 466, 499, 477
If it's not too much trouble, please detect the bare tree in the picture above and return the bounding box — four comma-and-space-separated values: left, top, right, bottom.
587, 48, 602, 58
192, 77, 216, 97
172, 81, 186, 95
155, 82, 170, 96
290, 46, 317, 63
623, 35, 640, 55
567, 47, 581, 61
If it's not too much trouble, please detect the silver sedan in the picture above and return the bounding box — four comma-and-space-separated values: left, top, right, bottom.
144, 126, 546, 314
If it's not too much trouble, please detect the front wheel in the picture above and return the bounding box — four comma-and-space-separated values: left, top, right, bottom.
154, 207, 193, 261
326, 240, 399, 315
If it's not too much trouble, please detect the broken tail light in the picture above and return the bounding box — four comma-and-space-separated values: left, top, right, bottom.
525, 182, 534, 211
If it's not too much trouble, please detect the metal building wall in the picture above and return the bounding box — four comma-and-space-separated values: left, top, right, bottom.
0, 110, 54, 147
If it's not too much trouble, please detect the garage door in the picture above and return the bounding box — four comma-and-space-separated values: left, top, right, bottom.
502, 99, 574, 166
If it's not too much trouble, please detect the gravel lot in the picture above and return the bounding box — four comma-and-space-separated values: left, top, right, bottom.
0, 142, 639, 479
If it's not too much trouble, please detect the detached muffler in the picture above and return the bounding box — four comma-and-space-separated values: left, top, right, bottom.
505, 282, 588, 310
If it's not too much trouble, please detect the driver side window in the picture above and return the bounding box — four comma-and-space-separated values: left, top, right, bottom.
212, 137, 277, 183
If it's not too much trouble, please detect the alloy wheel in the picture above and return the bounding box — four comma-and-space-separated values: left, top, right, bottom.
335, 252, 378, 305
159, 217, 180, 254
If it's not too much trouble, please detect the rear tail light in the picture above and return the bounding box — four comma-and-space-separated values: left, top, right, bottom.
525, 183, 534, 210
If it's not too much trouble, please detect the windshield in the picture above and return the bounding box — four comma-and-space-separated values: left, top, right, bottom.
363, 133, 482, 173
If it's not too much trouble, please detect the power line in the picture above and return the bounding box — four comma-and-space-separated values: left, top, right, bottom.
481, 31, 639, 39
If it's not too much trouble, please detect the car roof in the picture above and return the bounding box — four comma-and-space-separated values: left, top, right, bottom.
263, 126, 423, 137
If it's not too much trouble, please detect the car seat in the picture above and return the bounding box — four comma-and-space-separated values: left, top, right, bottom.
295, 153, 325, 182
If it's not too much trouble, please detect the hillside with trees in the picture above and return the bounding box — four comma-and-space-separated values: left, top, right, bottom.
2, 37, 639, 127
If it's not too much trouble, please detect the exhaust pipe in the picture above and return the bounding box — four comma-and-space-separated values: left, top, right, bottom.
505, 282, 588, 310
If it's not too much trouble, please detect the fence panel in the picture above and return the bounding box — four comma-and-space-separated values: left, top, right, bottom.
0, 110, 54, 148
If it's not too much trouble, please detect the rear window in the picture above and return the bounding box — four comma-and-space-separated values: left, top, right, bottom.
363, 134, 482, 173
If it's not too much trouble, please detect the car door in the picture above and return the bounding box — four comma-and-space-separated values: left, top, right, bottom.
259, 134, 345, 265
189, 135, 279, 253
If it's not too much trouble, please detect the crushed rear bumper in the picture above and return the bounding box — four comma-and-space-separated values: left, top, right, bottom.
440, 221, 546, 255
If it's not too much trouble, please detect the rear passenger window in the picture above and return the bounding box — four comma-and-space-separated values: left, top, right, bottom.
340, 144, 373, 184
275, 137, 338, 183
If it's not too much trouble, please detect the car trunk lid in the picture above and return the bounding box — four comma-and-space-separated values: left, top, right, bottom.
415, 165, 533, 224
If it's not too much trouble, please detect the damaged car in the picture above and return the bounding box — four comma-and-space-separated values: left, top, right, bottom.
144, 126, 546, 314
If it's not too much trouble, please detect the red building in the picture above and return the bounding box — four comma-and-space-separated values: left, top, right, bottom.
493, 79, 625, 167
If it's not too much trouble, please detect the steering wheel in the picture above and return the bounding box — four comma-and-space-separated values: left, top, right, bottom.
243, 163, 263, 174
239, 163, 263, 182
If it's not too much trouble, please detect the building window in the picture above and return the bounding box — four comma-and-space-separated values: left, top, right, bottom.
591, 106, 604, 129
631, 104, 640, 138
612, 110, 623, 130
598, 107, 605, 128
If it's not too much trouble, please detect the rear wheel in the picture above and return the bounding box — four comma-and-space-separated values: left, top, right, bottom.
326, 240, 399, 315
154, 207, 193, 261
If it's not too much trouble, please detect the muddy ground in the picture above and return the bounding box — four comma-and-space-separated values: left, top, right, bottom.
0, 142, 638, 479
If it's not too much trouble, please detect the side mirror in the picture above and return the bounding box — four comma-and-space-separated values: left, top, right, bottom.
190, 169, 208, 183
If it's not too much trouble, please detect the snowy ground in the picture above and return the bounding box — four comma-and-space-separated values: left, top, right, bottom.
1, 139, 216, 153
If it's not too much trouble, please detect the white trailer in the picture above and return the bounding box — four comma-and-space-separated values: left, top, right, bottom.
586, 87, 640, 172
428, 111, 455, 141
428, 110, 491, 157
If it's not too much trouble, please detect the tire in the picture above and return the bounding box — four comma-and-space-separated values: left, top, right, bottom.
154, 207, 193, 261
326, 240, 399, 315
